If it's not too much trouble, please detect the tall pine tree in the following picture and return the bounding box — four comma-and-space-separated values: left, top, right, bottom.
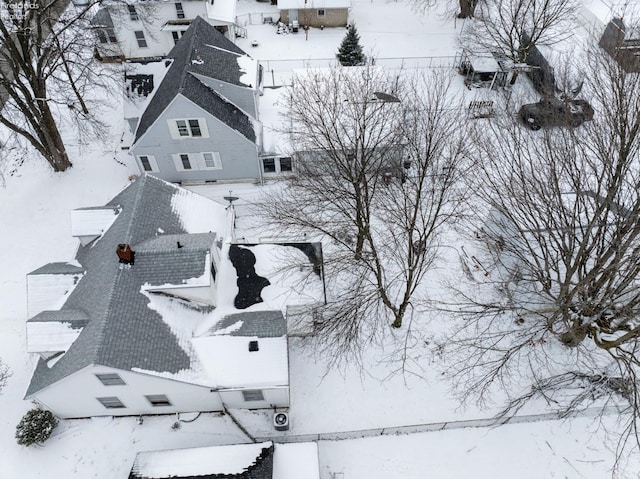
337, 24, 366, 66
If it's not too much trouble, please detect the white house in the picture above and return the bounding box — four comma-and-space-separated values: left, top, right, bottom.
91, 0, 238, 61
24, 175, 325, 419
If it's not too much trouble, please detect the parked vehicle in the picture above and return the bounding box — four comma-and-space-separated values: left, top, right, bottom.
519, 97, 594, 130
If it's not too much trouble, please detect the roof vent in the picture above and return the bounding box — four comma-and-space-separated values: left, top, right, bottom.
116, 243, 135, 265
248, 340, 259, 352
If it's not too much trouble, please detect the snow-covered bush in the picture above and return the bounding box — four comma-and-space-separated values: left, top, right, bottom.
15, 408, 58, 446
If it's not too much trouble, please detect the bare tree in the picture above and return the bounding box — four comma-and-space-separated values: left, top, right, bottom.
0, 358, 11, 391
464, 0, 578, 75
262, 66, 468, 364
0, 0, 119, 171
446, 44, 640, 470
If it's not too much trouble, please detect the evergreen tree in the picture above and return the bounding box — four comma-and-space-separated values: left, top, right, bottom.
337, 25, 366, 66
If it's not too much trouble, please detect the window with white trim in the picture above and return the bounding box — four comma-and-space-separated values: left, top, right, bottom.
145, 394, 172, 407
138, 155, 159, 173
262, 157, 293, 174
168, 118, 209, 139
97, 396, 125, 408
242, 389, 264, 401
279, 157, 293, 172
134, 30, 147, 48
180, 154, 192, 170
262, 158, 276, 173
202, 152, 222, 169
172, 152, 222, 171
317, 8, 325, 16
175, 2, 185, 19
171, 31, 186, 44
128, 5, 139, 21
95, 373, 126, 386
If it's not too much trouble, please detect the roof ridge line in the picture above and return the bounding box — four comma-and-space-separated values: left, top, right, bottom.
93, 175, 150, 362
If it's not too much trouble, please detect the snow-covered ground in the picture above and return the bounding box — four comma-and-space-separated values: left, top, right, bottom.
0, 0, 639, 477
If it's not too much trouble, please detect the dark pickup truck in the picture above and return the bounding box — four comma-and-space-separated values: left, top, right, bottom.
519, 97, 594, 130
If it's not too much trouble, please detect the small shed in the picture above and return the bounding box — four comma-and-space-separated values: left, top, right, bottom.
277, 0, 351, 28
457, 49, 513, 89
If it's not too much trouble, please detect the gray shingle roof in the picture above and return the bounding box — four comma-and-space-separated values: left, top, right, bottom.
211, 311, 286, 338
134, 17, 256, 144
28, 262, 85, 276
90, 8, 113, 28
25, 176, 218, 397
27, 310, 89, 327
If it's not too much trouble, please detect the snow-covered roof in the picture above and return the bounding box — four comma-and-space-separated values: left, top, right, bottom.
70, 206, 120, 243
131, 442, 273, 479
26, 310, 88, 354
273, 443, 320, 479
123, 60, 172, 121
468, 54, 500, 73
277, 0, 351, 10
193, 334, 288, 389
26, 264, 85, 318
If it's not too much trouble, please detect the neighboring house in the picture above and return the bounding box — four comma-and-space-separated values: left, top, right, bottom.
599, 18, 640, 72
277, 0, 351, 28
129, 17, 274, 183
129, 441, 321, 479
91, 0, 237, 61
23, 175, 326, 419
578, 0, 640, 71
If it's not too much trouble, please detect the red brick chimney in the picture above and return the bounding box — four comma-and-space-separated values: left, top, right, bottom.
116, 244, 134, 265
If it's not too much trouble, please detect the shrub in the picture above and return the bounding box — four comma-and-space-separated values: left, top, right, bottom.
15, 408, 58, 446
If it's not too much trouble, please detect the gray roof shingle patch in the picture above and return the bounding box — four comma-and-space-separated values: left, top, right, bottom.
134, 17, 256, 143
169, 16, 247, 86
135, 232, 216, 253
134, 233, 217, 287
25, 175, 210, 397
27, 310, 89, 327
136, 250, 209, 287
211, 311, 286, 338
28, 262, 85, 276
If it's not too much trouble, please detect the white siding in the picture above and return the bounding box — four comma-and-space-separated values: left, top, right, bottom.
102, 2, 209, 59
219, 387, 289, 409
30, 366, 224, 419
